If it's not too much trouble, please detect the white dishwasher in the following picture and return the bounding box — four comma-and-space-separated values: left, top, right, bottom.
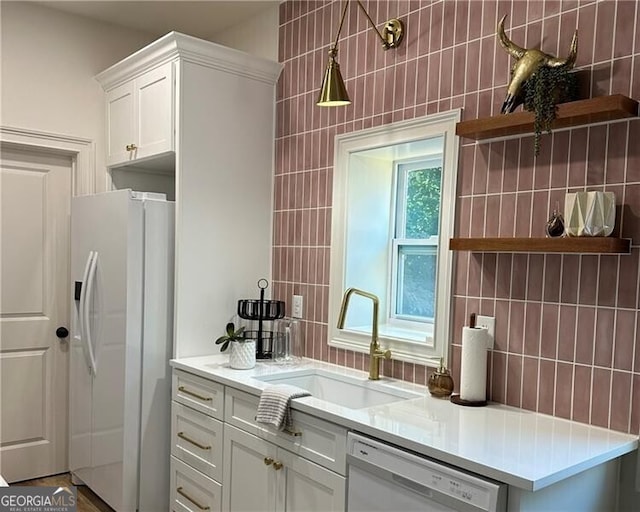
347, 433, 507, 512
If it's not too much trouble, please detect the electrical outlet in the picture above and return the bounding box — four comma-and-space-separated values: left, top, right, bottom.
476, 315, 495, 350
292, 295, 303, 318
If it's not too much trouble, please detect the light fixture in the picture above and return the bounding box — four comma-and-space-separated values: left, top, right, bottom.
316, 1, 404, 107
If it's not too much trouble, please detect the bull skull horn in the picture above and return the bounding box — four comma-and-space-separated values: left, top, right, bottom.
497, 14, 525, 60
498, 14, 578, 70
547, 31, 578, 68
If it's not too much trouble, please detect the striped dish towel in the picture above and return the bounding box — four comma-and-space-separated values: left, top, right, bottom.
256, 384, 311, 431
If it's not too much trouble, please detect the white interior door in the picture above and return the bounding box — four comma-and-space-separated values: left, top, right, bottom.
0, 145, 71, 482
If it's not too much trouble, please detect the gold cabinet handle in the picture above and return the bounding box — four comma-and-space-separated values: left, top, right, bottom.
178, 386, 212, 402
283, 428, 302, 437
176, 487, 210, 510
272, 461, 283, 471
263, 456, 274, 465
126, 143, 137, 151
177, 432, 211, 450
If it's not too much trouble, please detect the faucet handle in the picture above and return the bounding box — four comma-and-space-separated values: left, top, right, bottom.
375, 348, 391, 360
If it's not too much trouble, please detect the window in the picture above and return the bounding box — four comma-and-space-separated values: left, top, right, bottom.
392, 160, 442, 324
329, 111, 460, 366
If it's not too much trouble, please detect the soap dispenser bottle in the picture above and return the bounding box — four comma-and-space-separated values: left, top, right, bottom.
428, 358, 454, 398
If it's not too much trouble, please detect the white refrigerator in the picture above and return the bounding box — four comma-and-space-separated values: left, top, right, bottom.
69, 189, 174, 512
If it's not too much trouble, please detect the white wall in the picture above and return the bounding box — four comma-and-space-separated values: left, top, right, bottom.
0, 1, 155, 191
0, 1, 279, 192
214, 4, 279, 62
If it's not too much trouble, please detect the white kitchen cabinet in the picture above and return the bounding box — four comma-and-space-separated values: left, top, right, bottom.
223, 424, 346, 512
170, 372, 225, 509
170, 368, 348, 512
171, 402, 223, 481
105, 62, 173, 167
96, 32, 282, 358
172, 369, 225, 419
277, 444, 346, 512
223, 423, 278, 512
170, 456, 222, 512
224, 386, 348, 474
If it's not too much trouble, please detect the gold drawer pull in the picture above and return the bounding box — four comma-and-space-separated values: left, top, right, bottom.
176, 487, 210, 510
273, 461, 283, 471
263, 456, 274, 465
177, 432, 211, 450
125, 143, 137, 151
253, 416, 302, 437
178, 386, 212, 402
283, 428, 302, 437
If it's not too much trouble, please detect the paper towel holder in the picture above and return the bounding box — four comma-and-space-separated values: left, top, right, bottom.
451, 313, 488, 407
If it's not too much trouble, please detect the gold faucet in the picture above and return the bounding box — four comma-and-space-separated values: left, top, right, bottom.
337, 288, 391, 380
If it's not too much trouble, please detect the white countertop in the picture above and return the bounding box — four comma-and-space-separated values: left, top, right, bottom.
171, 355, 638, 492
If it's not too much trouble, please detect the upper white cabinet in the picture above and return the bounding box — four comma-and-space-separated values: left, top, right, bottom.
104, 62, 174, 167
96, 32, 282, 358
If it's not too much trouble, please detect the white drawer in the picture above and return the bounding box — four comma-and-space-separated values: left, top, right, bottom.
171, 402, 223, 481
224, 386, 347, 475
170, 456, 222, 512
173, 370, 224, 419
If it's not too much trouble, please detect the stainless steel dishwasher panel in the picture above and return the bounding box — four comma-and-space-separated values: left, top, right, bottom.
347, 433, 507, 512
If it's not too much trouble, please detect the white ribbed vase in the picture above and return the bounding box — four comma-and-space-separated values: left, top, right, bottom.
229, 340, 256, 370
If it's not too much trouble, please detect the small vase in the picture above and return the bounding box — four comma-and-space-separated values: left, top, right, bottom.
428, 359, 454, 398
545, 208, 565, 238
229, 340, 256, 370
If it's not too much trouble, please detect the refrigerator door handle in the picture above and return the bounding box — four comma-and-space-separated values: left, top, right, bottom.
78, 251, 94, 371
82, 251, 98, 375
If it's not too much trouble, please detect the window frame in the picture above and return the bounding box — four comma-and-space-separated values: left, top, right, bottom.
328, 111, 460, 367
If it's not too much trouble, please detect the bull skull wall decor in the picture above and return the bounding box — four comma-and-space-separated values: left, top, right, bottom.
497, 14, 578, 114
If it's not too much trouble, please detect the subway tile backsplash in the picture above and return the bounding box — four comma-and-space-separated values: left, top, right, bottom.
273, 0, 640, 434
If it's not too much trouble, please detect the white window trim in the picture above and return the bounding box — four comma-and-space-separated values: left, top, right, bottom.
328, 111, 461, 367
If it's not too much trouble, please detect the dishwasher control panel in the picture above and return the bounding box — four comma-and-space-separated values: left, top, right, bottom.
347, 433, 506, 512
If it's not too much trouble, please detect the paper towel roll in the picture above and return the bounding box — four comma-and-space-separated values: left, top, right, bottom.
460, 326, 488, 402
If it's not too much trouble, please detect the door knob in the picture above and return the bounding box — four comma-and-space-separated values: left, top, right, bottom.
272, 461, 283, 471
56, 327, 69, 339
263, 457, 274, 466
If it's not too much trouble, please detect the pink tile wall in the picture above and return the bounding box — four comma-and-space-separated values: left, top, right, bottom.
274, 0, 640, 434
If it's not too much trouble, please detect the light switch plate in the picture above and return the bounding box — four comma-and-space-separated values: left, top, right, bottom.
476, 315, 495, 350
292, 295, 303, 318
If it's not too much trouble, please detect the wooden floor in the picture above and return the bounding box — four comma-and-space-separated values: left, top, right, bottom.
12, 473, 113, 512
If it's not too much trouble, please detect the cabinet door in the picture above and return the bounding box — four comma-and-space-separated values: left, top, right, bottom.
105, 80, 134, 167
223, 424, 277, 512
276, 448, 346, 512
135, 61, 174, 161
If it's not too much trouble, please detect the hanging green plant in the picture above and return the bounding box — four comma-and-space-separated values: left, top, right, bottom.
522, 67, 578, 156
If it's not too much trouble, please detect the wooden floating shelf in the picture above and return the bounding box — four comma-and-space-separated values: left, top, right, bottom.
456, 94, 639, 141
449, 237, 632, 254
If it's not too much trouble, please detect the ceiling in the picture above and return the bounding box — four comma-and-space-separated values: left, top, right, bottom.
33, 0, 280, 41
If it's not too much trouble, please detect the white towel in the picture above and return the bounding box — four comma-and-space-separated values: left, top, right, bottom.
256, 384, 311, 431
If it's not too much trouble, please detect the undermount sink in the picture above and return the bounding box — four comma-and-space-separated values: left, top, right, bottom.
255, 368, 423, 410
